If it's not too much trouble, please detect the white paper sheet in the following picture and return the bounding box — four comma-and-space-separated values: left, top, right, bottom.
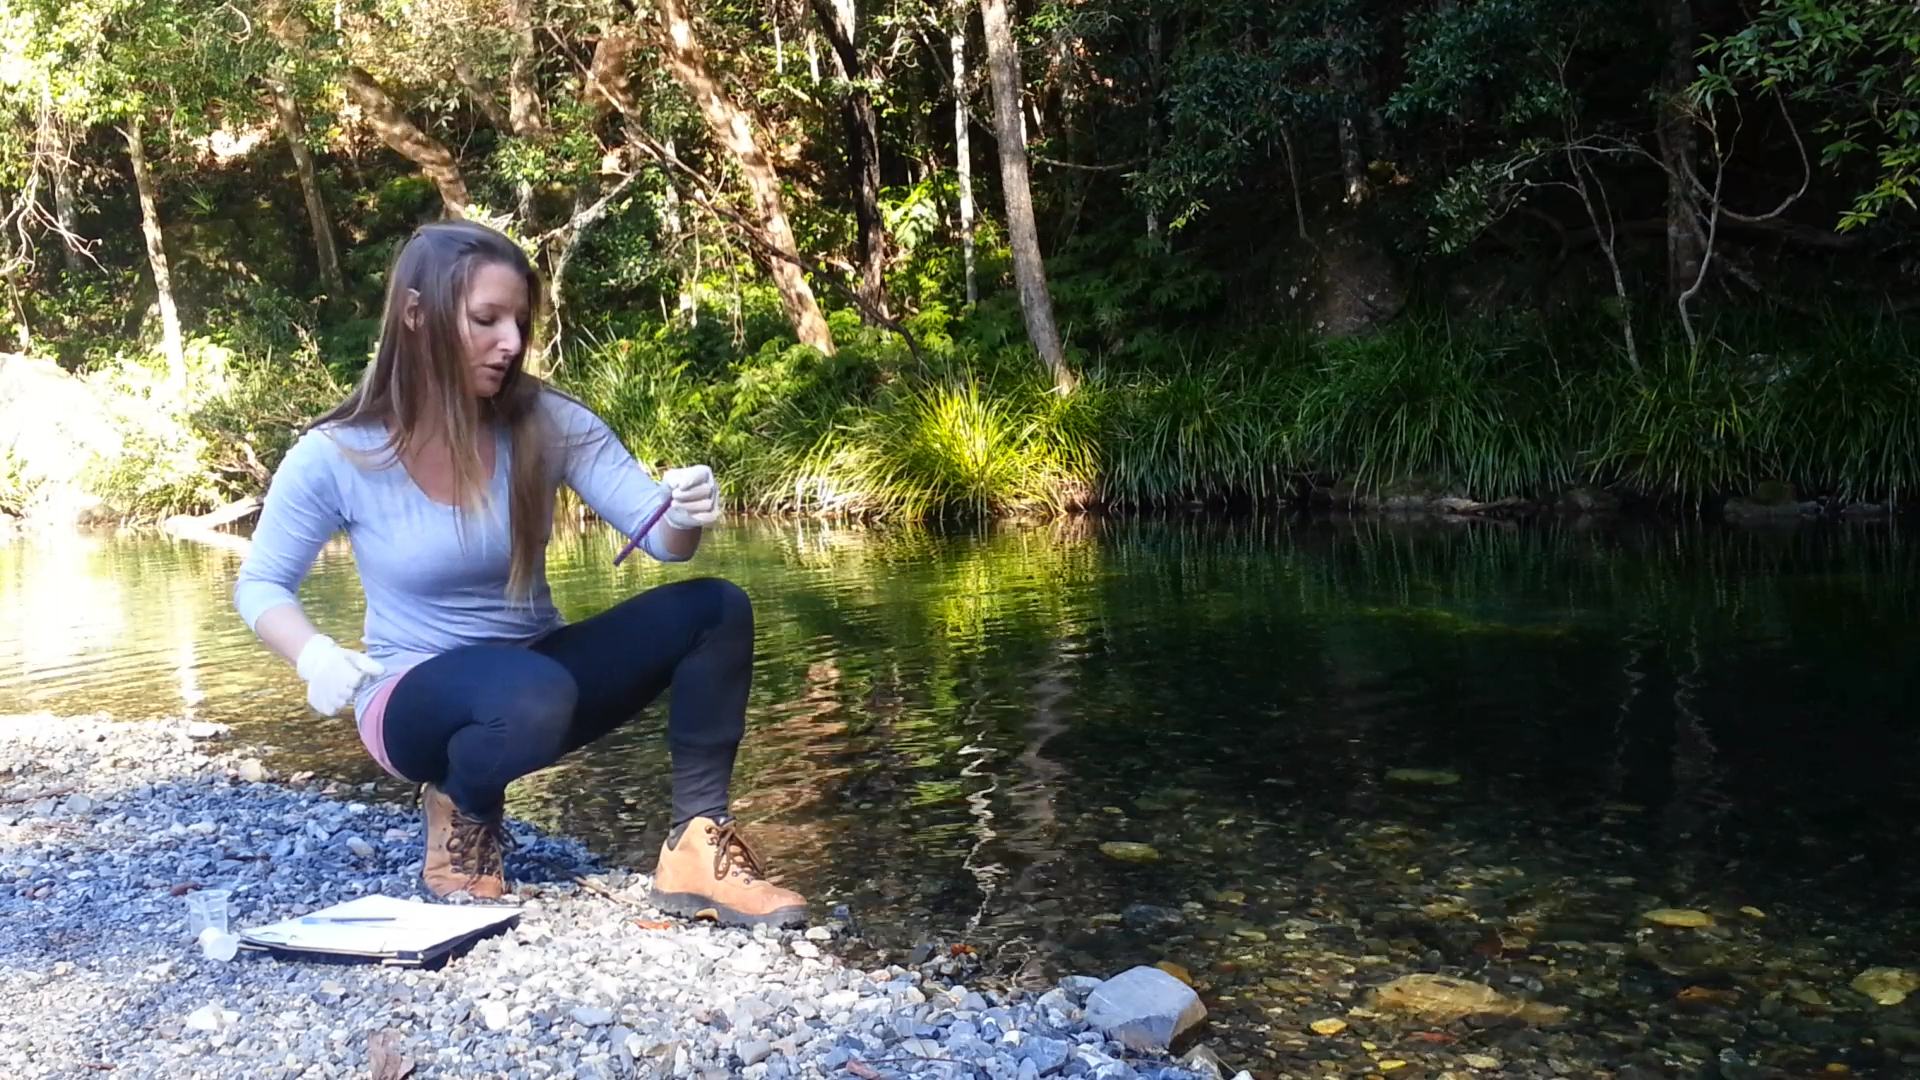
239, 894, 520, 957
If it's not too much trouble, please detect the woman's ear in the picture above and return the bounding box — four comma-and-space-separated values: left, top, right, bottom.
402, 288, 422, 331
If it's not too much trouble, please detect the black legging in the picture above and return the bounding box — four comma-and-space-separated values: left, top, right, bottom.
381, 576, 753, 828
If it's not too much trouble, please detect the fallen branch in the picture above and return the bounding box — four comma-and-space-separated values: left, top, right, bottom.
161, 495, 261, 535
1434, 496, 1531, 514
1029, 152, 1143, 172
568, 872, 646, 909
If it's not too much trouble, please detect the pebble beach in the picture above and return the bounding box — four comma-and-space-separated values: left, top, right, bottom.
0, 713, 1225, 1080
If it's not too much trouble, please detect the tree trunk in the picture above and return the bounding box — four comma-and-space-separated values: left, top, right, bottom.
1313, 35, 1403, 339
1660, 0, 1705, 303
268, 80, 346, 297
978, 0, 1071, 391
123, 115, 185, 386
50, 126, 83, 275
1330, 51, 1370, 206
951, 12, 976, 306
585, 26, 641, 120
809, 0, 889, 320
507, 0, 546, 139
651, 0, 835, 354
1145, 12, 1162, 239
341, 69, 470, 215
452, 61, 516, 131
261, 0, 470, 216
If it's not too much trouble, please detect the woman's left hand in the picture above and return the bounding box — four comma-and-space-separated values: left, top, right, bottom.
661, 464, 722, 530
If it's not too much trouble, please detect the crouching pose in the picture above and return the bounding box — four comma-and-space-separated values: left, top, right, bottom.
232, 220, 806, 928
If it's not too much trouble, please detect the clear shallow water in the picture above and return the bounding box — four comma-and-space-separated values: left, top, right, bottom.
7, 515, 1920, 1075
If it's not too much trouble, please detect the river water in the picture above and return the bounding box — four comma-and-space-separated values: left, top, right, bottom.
5, 515, 1919, 1076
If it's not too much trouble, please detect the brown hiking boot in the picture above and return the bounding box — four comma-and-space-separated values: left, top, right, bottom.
650, 816, 807, 928
420, 783, 509, 900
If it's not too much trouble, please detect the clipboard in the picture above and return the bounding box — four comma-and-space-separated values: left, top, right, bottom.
237, 894, 522, 967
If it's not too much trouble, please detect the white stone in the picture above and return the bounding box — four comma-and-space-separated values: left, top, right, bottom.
185, 1005, 235, 1032
1083, 966, 1207, 1052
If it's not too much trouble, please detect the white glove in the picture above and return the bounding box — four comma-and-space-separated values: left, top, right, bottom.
295, 634, 384, 716
661, 464, 722, 530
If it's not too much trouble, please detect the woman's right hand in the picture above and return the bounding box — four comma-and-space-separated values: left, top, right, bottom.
295, 634, 385, 716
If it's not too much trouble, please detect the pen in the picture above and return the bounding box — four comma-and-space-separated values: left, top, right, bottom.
612, 493, 674, 567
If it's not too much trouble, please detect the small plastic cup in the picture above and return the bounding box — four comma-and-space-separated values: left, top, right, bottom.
198, 926, 240, 962
186, 888, 230, 937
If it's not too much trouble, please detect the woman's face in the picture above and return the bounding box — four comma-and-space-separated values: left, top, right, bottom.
461, 261, 530, 399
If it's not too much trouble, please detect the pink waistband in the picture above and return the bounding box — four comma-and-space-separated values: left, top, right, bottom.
355, 674, 407, 781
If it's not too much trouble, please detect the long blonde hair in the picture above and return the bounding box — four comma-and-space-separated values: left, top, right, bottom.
311, 221, 553, 599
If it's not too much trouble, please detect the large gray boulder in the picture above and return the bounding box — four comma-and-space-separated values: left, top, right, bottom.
1082, 965, 1206, 1051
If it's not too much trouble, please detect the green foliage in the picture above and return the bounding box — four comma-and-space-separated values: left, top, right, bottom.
1701, 0, 1920, 230
799, 373, 1099, 520
560, 324, 882, 514
56, 337, 344, 523
0, 446, 39, 516
1296, 320, 1573, 499
77, 343, 226, 521
1764, 317, 1920, 502
1045, 233, 1226, 365
1585, 347, 1773, 500
1096, 355, 1300, 504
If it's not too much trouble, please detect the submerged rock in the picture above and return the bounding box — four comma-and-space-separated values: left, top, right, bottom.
1642, 908, 1715, 929
1385, 768, 1461, 786
1309, 1018, 1347, 1036
1098, 842, 1162, 864
1370, 974, 1567, 1025
1085, 965, 1207, 1051
1852, 968, 1920, 1006
1559, 486, 1622, 514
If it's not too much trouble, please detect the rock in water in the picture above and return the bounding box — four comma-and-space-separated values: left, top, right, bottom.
1180, 1044, 1227, 1080
1384, 768, 1460, 786
1641, 908, 1715, 928
1098, 842, 1161, 864
1083, 965, 1207, 1051
1371, 974, 1567, 1025
1851, 968, 1920, 1006
1153, 962, 1193, 987
1309, 1019, 1347, 1036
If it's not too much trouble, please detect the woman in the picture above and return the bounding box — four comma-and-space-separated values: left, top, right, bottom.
232, 220, 806, 929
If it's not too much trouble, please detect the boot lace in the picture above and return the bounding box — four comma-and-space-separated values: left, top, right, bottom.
447, 809, 515, 880
707, 820, 767, 883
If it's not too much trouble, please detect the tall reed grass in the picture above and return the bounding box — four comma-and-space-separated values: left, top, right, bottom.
558, 308, 1920, 520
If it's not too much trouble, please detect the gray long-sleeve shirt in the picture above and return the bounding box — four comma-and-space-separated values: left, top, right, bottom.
233, 389, 682, 716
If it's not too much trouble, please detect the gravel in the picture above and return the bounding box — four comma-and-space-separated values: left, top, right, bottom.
0, 713, 1230, 1080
